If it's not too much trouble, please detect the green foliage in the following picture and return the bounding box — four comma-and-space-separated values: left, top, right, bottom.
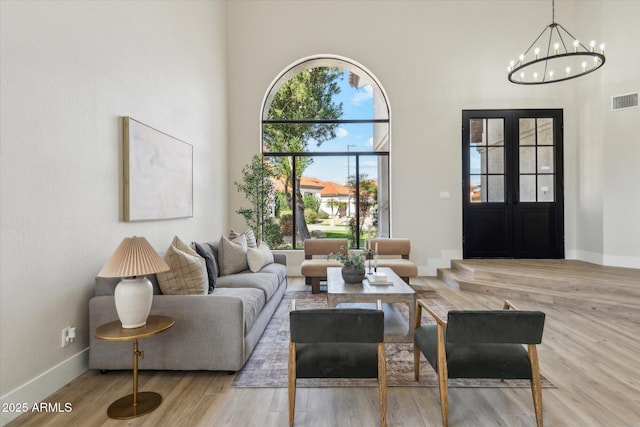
263, 67, 344, 241
328, 247, 366, 272
303, 193, 321, 213
347, 174, 378, 247
234, 154, 282, 247
304, 208, 319, 224
317, 210, 330, 220
262, 218, 285, 249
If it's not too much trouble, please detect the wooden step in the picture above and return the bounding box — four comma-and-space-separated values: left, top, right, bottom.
438, 260, 640, 322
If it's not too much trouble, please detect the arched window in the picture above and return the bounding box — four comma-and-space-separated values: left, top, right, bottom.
262, 55, 390, 249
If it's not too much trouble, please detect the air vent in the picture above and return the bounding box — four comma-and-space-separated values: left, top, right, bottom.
611, 92, 638, 111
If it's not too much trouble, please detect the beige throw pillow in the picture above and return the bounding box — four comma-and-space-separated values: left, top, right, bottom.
229, 229, 257, 248
157, 236, 207, 295
219, 234, 249, 275
247, 242, 274, 272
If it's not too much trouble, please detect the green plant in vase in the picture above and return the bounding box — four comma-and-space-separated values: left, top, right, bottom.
329, 247, 366, 283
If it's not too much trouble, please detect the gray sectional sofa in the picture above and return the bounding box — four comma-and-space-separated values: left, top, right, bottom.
89, 240, 286, 372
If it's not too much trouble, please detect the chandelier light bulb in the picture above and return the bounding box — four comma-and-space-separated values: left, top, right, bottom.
600, 43, 605, 54
554, 42, 560, 55
573, 40, 580, 52
533, 72, 539, 81
566, 66, 571, 76
590, 40, 596, 52
549, 70, 554, 80
582, 61, 587, 72
534, 47, 540, 59
519, 54, 525, 65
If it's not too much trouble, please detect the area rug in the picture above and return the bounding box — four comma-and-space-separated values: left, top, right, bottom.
232, 290, 555, 388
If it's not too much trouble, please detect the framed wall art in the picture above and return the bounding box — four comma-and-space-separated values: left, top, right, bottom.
123, 117, 193, 221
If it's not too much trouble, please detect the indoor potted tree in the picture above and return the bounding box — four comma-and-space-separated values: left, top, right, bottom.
234, 154, 283, 247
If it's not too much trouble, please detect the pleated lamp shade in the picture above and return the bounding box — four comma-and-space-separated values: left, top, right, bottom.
98, 236, 170, 328
98, 236, 169, 278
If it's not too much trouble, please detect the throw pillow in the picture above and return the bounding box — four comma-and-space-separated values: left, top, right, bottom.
229, 228, 257, 248
247, 242, 274, 273
157, 236, 208, 295
219, 234, 249, 275
193, 242, 218, 293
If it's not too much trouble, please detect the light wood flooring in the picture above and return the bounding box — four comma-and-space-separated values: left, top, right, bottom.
7, 261, 640, 427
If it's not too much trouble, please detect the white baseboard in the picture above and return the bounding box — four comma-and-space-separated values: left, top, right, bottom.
0, 349, 89, 426
567, 249, 604, 265
602, 254, 640, 269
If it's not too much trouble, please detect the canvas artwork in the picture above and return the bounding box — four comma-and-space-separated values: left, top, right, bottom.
123, 117, 193, 221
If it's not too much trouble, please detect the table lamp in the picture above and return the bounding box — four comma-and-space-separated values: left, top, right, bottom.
98, 236, 170, 328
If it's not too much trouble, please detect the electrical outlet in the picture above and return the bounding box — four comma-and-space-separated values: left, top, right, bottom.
61, 327, 71, 348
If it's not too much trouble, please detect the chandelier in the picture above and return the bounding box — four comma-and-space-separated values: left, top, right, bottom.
507, 0, 605, 85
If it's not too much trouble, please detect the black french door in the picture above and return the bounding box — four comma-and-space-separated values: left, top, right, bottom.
462, 109, 564, 259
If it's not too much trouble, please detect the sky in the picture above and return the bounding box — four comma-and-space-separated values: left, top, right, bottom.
303, 70, 379, 184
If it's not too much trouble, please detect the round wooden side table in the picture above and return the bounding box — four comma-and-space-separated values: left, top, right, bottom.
94, 315, 174, 419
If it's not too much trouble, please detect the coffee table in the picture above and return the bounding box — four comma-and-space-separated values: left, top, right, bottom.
326, 267, 416, 342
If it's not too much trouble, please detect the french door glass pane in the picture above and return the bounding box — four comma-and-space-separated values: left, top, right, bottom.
520, 175, 536, 202
538, 175, 555, 202
470, 147, 484, 174
488, 119, 504, 145
487, 147, 504, 174
469, 174, 483, 202
537, 118, 554, 145
537, 147, 554, 173
519, 118, 535, 145
487, 175, 504, 202
519, 147, 536, 173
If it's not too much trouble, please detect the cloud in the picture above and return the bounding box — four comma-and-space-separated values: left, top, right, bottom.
351, 85, 373, 106
336, 127, 349, 138
366, 137, 373, 148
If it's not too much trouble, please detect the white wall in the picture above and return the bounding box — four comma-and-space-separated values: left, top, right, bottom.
227, 0, 640, 273
0, 1, 227, 424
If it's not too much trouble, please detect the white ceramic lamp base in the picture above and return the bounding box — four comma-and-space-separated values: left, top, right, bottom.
114, 277, 153, 328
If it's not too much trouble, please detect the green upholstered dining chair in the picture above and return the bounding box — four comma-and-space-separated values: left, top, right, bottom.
413, 300, 546, 427
288, 300, 387, 427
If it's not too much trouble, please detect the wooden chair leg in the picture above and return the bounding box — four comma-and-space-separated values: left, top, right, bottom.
311, 277, 321, 294
413, 342, 421, 380
288, 342, 296, 427
436, 325, 449, 427
529, 345, 543, 427
377, 343, 387, 427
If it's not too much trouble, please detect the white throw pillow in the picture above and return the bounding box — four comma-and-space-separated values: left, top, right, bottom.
157, 236, 208, 295
219, 234, 249, 275
247, 242, 274, 272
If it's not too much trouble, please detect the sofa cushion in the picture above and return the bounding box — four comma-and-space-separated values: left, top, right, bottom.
258, 262, 287, 284
157, 236, 208, 295
375, 259, 418, 277
219, 234, 249, 276
229, 228, 257, 248
211, 287, 265, 334
300, 259, 343, 277
247, 242, 274, 272
216, 271, 281, 302
193, 242, 218, 293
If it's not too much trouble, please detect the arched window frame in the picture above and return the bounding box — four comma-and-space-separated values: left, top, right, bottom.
261, 54, 391, 249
